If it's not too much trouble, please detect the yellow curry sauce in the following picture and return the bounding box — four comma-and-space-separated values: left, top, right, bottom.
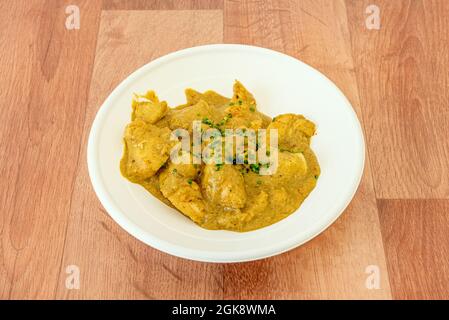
120, 81, 320, 232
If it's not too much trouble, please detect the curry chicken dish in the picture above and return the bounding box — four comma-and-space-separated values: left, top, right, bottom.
120, 81, 320, 232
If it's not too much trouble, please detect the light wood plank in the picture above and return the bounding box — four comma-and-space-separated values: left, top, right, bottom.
346, 0, 449, 198
55, 10, 224, 299
378, 199, 449, 299
0, 0, 39, 299
0, 0, 102, 299
223, 0, 391, 299
103, 0, 223, 10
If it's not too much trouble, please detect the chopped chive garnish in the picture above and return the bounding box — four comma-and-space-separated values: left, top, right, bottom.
249, 163, 260, 173
202, 117, 213, 126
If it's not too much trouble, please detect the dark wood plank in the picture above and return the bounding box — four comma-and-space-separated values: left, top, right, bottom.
378, 199, 449, 299
346, 0, 449, 198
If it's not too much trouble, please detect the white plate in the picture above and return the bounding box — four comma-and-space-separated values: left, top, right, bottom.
87, 44, 365, 263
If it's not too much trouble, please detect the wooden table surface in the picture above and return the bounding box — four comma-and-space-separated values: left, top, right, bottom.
1, 0, 448, 300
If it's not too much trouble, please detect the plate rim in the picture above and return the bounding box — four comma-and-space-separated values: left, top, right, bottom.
87, 43, 366, 263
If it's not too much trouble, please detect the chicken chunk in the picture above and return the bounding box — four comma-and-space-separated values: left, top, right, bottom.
169, 100, 218, 132
202, 90, 231, 108
159, 161, 206, 223
201, 164, 247, 209
120, 119, 172, 182
182, 88, 230, 108
224, 81, 271, 129
271, 151, 308, 182
174, 88, 202, 110
232, 80, 256, 104
267, 114, 316, 152
175, 88, 230, 110
132, 91, 168, 124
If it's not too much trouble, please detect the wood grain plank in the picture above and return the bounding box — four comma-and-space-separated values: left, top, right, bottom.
223, 0, 391, 299
55, 10, 224, 299
0, 0, 102, 299
102, 0, 223, 10
0, 0, 39, 299
378, 199, 449, 299
346, 0, 449, 198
